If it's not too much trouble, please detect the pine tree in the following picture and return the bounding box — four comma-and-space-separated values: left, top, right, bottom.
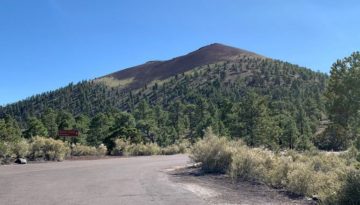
87, 113, 112, 146
25, 117, 48, 138
41, 108, 58, 138
74, 114, 90, 144
324, 51, 360, 149
56, 111, 75, 130
0, 115, 21, 142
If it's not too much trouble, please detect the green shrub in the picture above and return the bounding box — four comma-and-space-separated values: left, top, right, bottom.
111, 139, 164, 156
338, 146, 360, 168
310, 153, 346, 173
176, 140, 191, 153
355, 136, 360, 150
0, 141, 13, 164
190, 133, 232, 173
11, 139, 29, 158
71, 143, 108, 156
338, 170, 360, 205
161, 140, 191, 155
1, 140, 29, 164
266, 157, 291, 188
71, 144, 97, 156
111, 139, 129, 156
312, 171, 342, 204
96, 144, 108, 156
286, 163, 315, 196
126, 143, 161, 156
161, 144, 180, 155
230, 147, 270, 182
314, 124, 350, 151
284, 149, 301, 162
29, 137, 70, 161
190, 133, 359, 204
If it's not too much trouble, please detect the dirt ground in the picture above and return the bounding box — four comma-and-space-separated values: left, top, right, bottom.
169, 167, 316, 205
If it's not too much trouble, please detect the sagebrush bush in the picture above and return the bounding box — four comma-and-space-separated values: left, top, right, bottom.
29, 137, 70, 161
126, 143, 161, 156
190, 134, 360, 204
338, 170, 360, 205
286, 163, 315, 196
230, 147, 271, 182
0, 141, 13, 164
71, 143, 108, 156
96, 144, 108, 156
310, 154, 346, 172
176, 140, 190, 153
11, 139, 29, 158
71, 144, 97, 156
111, 139, 129, 156
339, 146, 359, 166
161, 144, 180, 155
266, 157, 291, 188
312, 171, 342, 204
190, 133, 232, 173
111, 139, 184, 156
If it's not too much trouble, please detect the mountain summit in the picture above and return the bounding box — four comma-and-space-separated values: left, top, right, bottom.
97, 43, 264, 90
1, 43, 327, 127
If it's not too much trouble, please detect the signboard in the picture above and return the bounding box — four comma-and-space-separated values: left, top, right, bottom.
58, 130, 79, 137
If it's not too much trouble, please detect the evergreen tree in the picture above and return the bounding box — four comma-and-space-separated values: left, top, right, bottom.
278, 115, 299, 149
0, 115, 21, 142
74, 114, 90, 144
105, 112, 141, 148
87, 113, 112, 146
41, 108, 58, 138
56, 111, 75, 130
25, 117, 48, 138
324, 51, 360, 150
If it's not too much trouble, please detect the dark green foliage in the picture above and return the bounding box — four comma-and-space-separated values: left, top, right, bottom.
0, 115, 21, 142
57, 111, 75, 130
41, 108, 58, 138
87, 113, 113, 146
24, 117, 48, 138
0, 56, 328, 150
278, 114, 299, 149
104, 111, 141, 149
322, 51, 360, 150
338, 170, 360, 205
74, 114, 90, 144
314, 124, 349, 151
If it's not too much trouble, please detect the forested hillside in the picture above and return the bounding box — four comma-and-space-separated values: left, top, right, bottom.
0, 44, 328, 150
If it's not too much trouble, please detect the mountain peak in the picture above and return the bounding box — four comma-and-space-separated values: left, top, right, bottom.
195, 43, 261, 57
198, 42, 239, 50
99, 43, 264, 90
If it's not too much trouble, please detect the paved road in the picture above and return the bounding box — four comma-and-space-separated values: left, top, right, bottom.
0, 155, 207, 205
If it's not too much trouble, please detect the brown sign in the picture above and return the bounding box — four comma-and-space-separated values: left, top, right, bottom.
58, 130, 79, 137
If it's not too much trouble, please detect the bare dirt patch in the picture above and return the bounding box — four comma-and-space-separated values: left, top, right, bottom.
169, 167, 316, 205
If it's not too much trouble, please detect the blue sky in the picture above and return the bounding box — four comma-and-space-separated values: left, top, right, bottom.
0, 0, 359, 105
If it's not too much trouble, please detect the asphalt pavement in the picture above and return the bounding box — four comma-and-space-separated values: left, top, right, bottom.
0, 155, 207, 205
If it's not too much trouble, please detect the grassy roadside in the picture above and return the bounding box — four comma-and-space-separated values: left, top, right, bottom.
0, 137, 189, 164
190, 131, 360, 205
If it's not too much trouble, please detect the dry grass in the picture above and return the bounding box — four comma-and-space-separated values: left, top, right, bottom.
94, 76, 134, 88
190, 132, 360, 204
